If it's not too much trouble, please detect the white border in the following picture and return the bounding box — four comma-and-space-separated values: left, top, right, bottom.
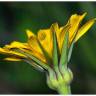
0, 94, 96, 96
0, 0, 96, 1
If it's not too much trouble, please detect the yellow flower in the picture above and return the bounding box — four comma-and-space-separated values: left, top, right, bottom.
0, 13, 95, 69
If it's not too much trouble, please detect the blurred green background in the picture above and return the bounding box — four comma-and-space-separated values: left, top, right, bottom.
0, 2, 96, 94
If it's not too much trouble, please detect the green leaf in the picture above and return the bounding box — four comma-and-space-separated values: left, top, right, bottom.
59, 30, 69, 68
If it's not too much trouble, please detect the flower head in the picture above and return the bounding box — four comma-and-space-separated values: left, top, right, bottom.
0, 13, 95, 69
0, 13, 95, 94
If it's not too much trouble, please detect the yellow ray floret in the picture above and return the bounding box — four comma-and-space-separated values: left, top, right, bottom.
75, 18, 96, 42
26, 30, 46, 63
68, 12, 87, 43
4, 57, 21, 61
26, 29, 35, 38
0, 47, 26, 57
4, 41, 28, 49
38, 28, 53, 58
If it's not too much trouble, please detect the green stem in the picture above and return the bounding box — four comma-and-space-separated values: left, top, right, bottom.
57, 84, 71, 94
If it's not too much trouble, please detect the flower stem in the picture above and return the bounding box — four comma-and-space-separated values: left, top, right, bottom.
57, 84, 71, 94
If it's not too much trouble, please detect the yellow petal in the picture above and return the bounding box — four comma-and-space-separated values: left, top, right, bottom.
26, 29, 45, 61
28, 34, 46, 63
51, 23, 70, 53
0, 47, 7, 53
1, 41, 29, 58
38, 28, 53, 58
50, 23, 60, 52
0, 47, 26, 57
68, 12, 87, 43
4, 57, 21, 61
52, 23, 59, 38
75, 18, 95, 42
4, 41, 28, 49
59, 25, 70, 52
26, 29, 35, 38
